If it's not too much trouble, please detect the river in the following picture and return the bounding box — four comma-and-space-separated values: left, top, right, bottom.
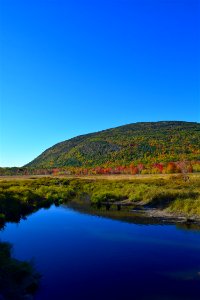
1, 204, 200, 300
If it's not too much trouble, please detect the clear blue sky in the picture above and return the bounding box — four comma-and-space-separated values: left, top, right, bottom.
0, 0, 199, 167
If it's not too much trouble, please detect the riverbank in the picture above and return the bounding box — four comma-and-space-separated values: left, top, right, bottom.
0, 173, 200, 224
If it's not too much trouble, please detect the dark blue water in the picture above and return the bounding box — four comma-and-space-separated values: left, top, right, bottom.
1, 205, 200, 300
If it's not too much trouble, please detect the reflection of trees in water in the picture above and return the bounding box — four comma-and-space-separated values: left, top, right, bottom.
65, 201, 186, 227
176, 222, 200, 232
0, 195, 53, 230
0, 198, 43, 298
1, 196, 200, 232
0, 241, 40, 299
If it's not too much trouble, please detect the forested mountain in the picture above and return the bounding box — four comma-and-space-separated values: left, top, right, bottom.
25, 121, 200, 169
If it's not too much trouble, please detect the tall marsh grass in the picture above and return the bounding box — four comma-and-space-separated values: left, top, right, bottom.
0, 175, 200, 221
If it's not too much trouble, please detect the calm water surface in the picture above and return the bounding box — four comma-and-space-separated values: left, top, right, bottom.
1, 205, 200, 300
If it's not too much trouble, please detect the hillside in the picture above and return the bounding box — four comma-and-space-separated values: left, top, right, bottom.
25, 121, 200, 168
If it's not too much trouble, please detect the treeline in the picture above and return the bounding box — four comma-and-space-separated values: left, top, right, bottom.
1, 160, 200, 176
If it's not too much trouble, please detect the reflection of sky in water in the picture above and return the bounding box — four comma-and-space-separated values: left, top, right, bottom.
1, 205, 200, 300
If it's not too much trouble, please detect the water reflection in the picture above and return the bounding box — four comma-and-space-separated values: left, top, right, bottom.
66, 201, 200, 231
1, 204, 200, 300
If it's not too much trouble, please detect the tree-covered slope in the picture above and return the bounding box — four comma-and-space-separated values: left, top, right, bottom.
25, 121, 200, 168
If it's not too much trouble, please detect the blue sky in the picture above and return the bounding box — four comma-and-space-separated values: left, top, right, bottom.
0, 0, 199, 167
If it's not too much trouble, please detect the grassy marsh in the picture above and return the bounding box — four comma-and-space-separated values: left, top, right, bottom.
0, 174, 200, 223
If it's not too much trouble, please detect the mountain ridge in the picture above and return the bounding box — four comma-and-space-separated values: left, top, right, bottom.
25, 121, 200, 168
